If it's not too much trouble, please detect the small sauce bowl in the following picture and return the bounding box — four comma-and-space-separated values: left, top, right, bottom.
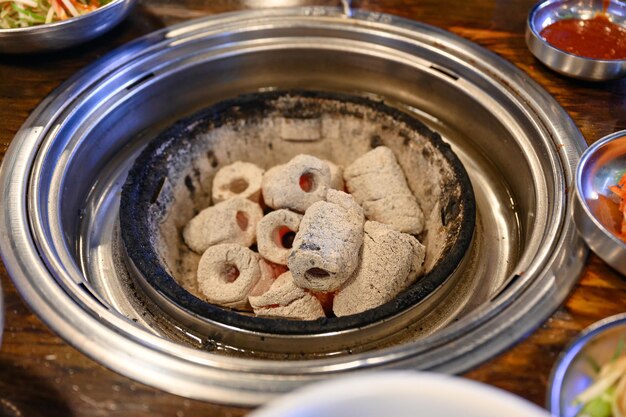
548, 314, 626, 416
574, 131, 626, 275
526, 0, 626, 80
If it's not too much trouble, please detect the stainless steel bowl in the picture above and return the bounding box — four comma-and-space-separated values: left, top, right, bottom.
526, 0, 626, 81
574, 131, 626, 275
548, 314, 626, 416
0, 0, 136, 54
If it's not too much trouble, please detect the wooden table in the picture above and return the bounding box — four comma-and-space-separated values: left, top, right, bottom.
1, 0, 626, 415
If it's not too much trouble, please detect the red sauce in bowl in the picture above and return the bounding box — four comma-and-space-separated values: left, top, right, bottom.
540, 15, 626, 60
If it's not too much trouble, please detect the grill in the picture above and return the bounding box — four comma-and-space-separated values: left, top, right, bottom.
0, 8, 587, 405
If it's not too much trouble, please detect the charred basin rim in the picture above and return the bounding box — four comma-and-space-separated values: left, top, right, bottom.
120, 90, 476, 335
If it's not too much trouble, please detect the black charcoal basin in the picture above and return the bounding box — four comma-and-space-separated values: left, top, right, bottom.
119, 91, 475, 347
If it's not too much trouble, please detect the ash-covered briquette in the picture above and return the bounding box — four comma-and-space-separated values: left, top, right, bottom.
184, 153, 425, 317
183, 197, 263, 254
344, 146, 425, 234
256, 209, 303, 265
333, 221, 426, 316
248, 271, 325, 320
197, 243, 261, 309
211, 161, 265, 203
261, 154, 333, 213
288, 189, 364, 292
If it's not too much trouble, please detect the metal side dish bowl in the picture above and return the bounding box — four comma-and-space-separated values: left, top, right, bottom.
526, 0, 626, 80
0, 0, 136, 54
574, 131, 626, 275
548, 314, 626, 417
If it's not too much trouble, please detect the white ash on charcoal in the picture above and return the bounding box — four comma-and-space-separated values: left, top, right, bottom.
333, 221, 426, 317
249, 271, 325, 320
261, 154, 333, 213
211, 161, 265, 203
288, 189, 364, 292
344, 146, 425, 234
183, 197, 263, 254
181, 145, 432, 319
197, 243, 261, 309
256, 209, 302, 265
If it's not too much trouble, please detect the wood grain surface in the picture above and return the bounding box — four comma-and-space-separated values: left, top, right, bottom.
2, 0, 626, 416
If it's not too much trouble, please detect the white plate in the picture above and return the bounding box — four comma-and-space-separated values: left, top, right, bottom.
250, 372, 550, 417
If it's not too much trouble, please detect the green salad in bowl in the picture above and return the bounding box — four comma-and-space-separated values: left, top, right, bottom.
1, 0, 112, 28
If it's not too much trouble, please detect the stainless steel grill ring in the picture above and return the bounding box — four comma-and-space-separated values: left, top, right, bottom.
0, 8, 587, 406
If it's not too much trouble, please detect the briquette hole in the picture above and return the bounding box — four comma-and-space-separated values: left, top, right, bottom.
227, 177, 249, 194
305, 268, 330, 280
236, 211, 249, 231
223, 264, 240, 283
299, 172, 316, 193
274, 226, 296, 249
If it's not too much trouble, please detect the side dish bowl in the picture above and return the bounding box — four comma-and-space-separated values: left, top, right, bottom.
548, 314, 626, 416
574, 131, 626, 275
526, 0, 626, 80
0, 0, 136, 54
